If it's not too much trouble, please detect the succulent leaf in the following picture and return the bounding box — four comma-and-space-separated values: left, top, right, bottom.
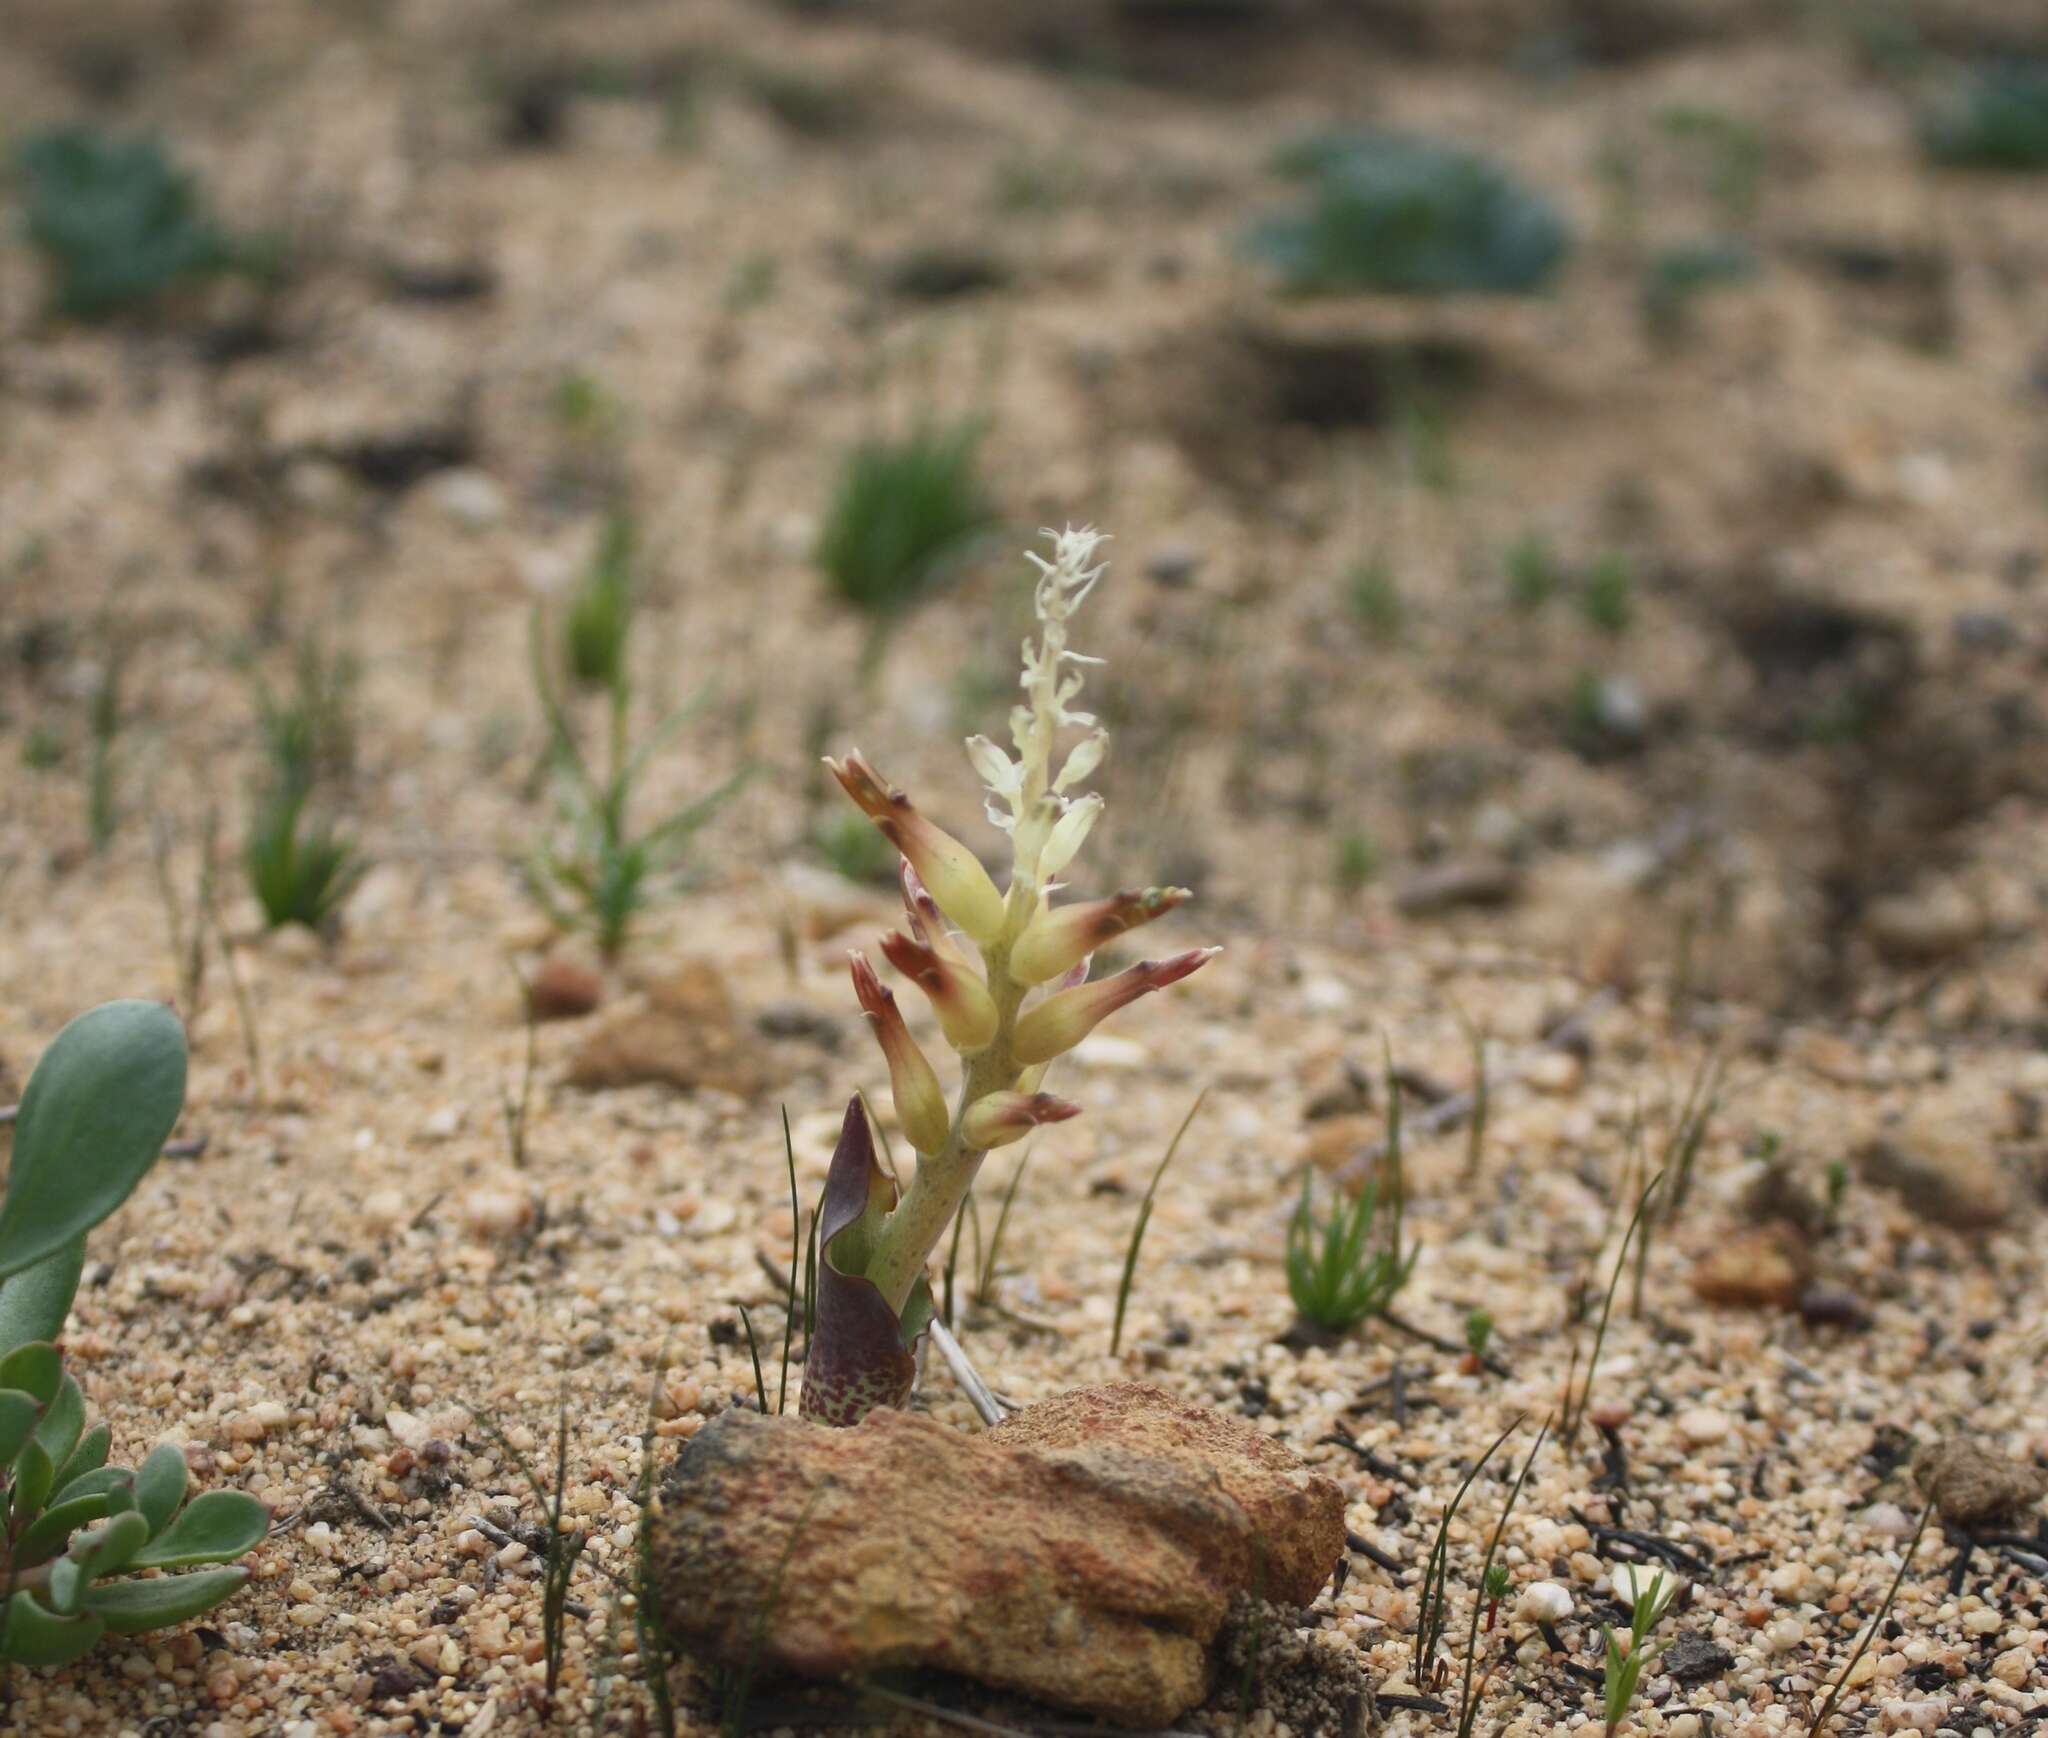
127, 1490, 269, 1570
17, 1493, 117, 1568
0, 1343, 63, 1407
136, 1443, 190, 1539
84, 1566, 251, 1634
0, 1001, 186, 1283
0, 1241, 87, 1358
50, 1466, 134, 1512
14, 1439, 56, 1516
0, 1389, 42, 1463
49, 1512, 150, 1615
34, 1375, 85, 1472
0, 1593, 106, 1666
51, 1423, 111, 1494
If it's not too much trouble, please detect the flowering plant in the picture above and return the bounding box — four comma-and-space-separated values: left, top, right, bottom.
801, 529, 1217, 1425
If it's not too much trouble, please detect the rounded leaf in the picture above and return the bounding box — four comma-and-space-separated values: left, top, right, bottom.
84, 1566, 250, 1635
0, 1592, 105, 1666
0, 1389, 42, 1464
52, 1422, 111, 1494
0, 1241, 87, 1357
127, 1490, 268, 1570
50, 1465, 134, 1513
135, 1442, 189, 1539
16, 1493, 116, 1568
49, 1512, 150, 1614
0, 1001, 187, 1282
34, 1374, 85, 1471
0, 1343, 63, 1407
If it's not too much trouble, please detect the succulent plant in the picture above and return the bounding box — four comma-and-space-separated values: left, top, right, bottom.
0, 1001, 268, 1664
804, 528, 1217, 1425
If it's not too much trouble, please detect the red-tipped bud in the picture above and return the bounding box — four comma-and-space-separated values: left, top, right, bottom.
850, 953, 951, 1155
1009, 886, 1193, 987
827, 752, 1007, 947
879, 930, 1000, 1052
961, 1091, 1081, 1151
1011, 948, 1220, 1067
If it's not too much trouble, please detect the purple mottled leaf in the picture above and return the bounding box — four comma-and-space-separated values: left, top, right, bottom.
798, 1098, 928, 1426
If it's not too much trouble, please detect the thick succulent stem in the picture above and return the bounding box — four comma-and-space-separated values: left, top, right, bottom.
865, 927, 1029, 1316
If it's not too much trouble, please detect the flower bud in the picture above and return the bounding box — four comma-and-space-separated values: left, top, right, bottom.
849, 953, 951, 1155
899, 861, 970, 966
1009, 886, 1192, 987
878, 930, 1000, 1052
827, 752, 1007, 947
1038, 793, 1103, 880
1011, 948, 1220, 1066
961, 1091, 1080, 1150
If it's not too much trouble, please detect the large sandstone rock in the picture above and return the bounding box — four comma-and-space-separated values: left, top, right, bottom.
1914, 1438, 2048, 1532
651, 1384, 1346, 1726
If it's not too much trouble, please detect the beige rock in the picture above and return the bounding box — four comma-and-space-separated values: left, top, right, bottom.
652, 1384, 1346, 1726
1913, 1439, 2048, 1532
1689, 1221, 1810, 1310
1859, 1120, 2015, 1231
1864, 884, 1983, 966
568, 960, 784, 1098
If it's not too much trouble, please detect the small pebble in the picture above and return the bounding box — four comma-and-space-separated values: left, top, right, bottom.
1677, 1406, 1732, 1446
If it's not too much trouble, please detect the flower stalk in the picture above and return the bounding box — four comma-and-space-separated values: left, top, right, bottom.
804, 530, 1215, 1416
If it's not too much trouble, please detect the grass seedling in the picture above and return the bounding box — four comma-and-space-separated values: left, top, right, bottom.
1659, 1051, 1722, 1221
255, 637, 359, 803
1506, 531, 1561, 611
1580, 552, 1634, 635
499, 965, 538, 1169
815, 420, 995, 667
976, 1148, 1030, 1304
630, 1365, 679, 1738
1455, 1419, 1548, 1738
778, 1110, 802, 1416
1344, 559, 1403, 641
1600, 1563, 1680, 1735
734, 1306, 769, 1414
1806, 1500, 1933, 1735
1335, 829, 1380, 896
1111, 1090, 1207, 1357
1287, 1071, 1413, 1335
526, 600, 747, 958
482, 1400, 589, 1713
86, 650, 122, 854
243, 787, 365, 934
149, 810, 218, 1022
1561, 1172, 1662, 1449
1459, 1011, 1488, 1181
1823, 1158, 1850, 1233
1414, 1415, 1525, 1686
1464, 1308, 1494, 1364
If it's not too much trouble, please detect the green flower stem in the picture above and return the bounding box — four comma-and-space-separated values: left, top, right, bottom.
866, 930, 1029, 1317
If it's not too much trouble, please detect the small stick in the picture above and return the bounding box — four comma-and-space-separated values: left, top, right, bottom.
927, 1317, 1005, 1428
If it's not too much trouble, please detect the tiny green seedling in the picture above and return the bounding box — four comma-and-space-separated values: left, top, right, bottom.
1111, 1090, 1207, 1357
1464, 1308, 1494, 1363
1344, 560, 1404, 641
1579, 553, 1634, 635
1922, 63, 2048, 171
244, 786, 365, 935
1506, 531, 1562, 611
1285, 1161, 1415, 1336
1602, 1563, 1680, 1735
1334, 830, 1380, 896
0, 1002, 268, 1663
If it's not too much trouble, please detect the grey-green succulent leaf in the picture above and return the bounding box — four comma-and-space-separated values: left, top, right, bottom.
0, 1241, 87, 1358
0, 1000, 187, 1283
0, 1593, 106, 1666
135, 1442, 189, 1538
13, 1439, 56, 1517
0, 1343, 64, 1407
83, 1567, 251, 1634
127, 1490, 269, 1570
49, 1465, 134, 1513
17, 1493, 119, 1568
34, 1374, 85, 1471
52, 1423, 111, 1494
48, 1512, 150, 1615
0, 1389, 43, 1463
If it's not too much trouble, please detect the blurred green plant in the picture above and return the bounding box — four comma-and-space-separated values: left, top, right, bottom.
1640, 240, 1757, 342
528, 530, 748, 956
1334, 830, 1380, 896
0, 1002, 268, 1664
1602, 1565, 1680, 1736
1922, 63, 2048, 170
814, 812, 896, 887
1505, 531, 1562, 611
255, 638, 360, 803
1286, 1096, 1414, 1334
1250, 132, 1570, 296
15, 128, 259, 320
1657, 105, 1766, 224
816, 421, 996, 644
1344, 560, 1404, 640
243, 787, 364, 935
1579, 552, 1634, 635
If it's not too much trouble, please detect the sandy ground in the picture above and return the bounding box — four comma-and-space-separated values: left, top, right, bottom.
3, 1, 2047, 1733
